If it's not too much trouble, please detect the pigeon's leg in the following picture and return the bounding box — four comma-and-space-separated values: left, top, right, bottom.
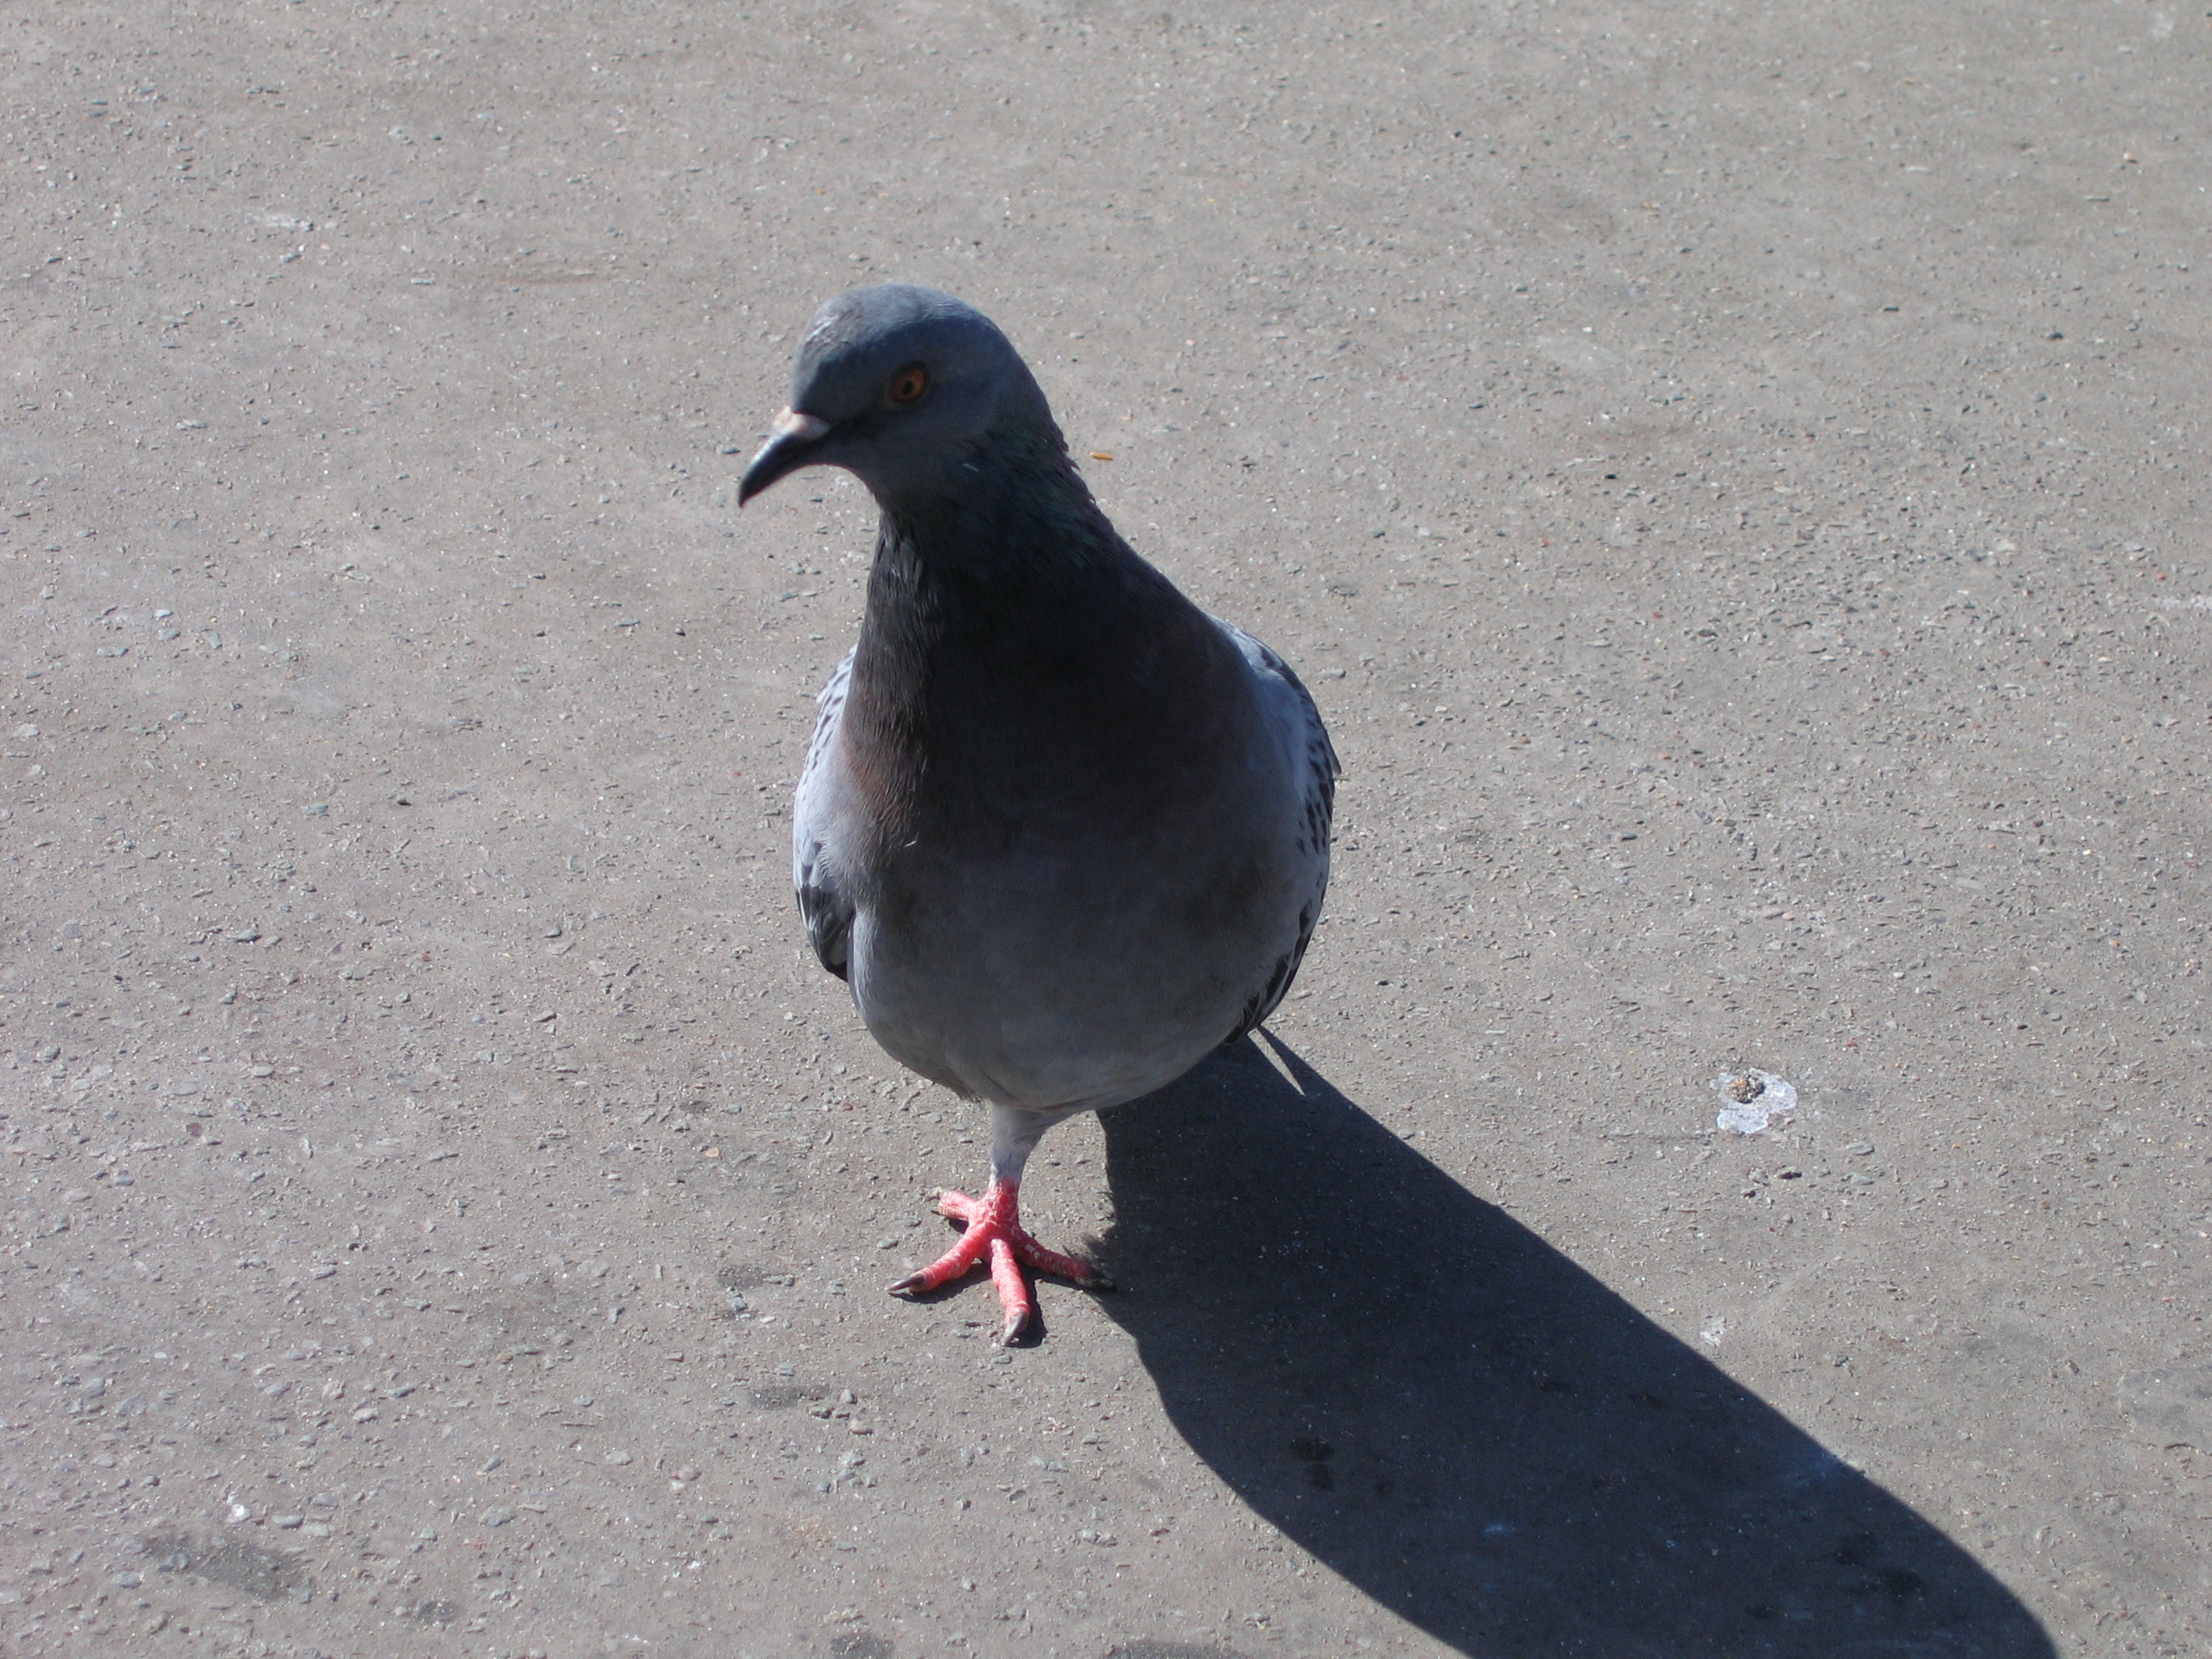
888, 1104, 1108, 1343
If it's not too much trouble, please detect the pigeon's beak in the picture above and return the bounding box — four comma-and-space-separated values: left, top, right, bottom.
736, 408, 834, 506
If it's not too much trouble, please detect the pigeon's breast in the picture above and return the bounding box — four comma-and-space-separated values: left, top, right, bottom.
824, 550, 1330, 1112
845, 748, 1310, 1113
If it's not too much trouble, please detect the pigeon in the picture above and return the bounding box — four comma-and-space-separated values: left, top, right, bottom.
739, 284, 1336, 1342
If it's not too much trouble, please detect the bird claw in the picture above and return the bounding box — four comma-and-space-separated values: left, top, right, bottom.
885, 1182, 1106, 1343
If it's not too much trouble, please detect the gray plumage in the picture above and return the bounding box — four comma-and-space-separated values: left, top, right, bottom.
742, 283, 1336, 1338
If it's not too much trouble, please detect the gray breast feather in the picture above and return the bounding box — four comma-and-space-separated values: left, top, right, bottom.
792, 620, 1336, 1073
793, 648, 857, 981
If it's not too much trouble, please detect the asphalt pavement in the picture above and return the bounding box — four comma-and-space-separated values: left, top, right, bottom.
3, 3, 2207, 1655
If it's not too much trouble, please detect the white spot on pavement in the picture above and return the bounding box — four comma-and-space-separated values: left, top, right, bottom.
1712, 1069, 1798, 1135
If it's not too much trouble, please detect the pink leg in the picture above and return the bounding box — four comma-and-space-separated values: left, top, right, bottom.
888, 1179, 1108, 1344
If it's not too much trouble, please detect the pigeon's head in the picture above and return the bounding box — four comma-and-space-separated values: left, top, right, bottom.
738, 284, 1052, 509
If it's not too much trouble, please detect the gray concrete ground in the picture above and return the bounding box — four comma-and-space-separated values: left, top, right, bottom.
3, 3, 2208, 1655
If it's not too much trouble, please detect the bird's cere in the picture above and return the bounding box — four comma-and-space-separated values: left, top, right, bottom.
770, 406, 831, 443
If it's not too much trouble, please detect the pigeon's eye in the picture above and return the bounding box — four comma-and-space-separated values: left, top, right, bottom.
887, 364, 930, 405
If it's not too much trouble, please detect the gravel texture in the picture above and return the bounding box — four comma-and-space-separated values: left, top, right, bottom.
3, 3, 2207, 1656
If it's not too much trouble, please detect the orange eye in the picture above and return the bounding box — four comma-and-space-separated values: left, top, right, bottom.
887, 364, 929, 405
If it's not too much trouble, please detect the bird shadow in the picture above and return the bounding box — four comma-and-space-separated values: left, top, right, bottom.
1091, 1035, 2053, 1658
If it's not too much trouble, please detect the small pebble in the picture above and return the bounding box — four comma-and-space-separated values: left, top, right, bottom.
113, 1571, 143, 1588
604, 1449, 634, 1466
481, 1506, 516, 1527
272, 1515, 303, 1530
676, 1464, 701, 1481
1848, 1142, 1875, 1155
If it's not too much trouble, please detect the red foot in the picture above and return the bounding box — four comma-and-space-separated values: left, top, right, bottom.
888, 1182, 1108, 1344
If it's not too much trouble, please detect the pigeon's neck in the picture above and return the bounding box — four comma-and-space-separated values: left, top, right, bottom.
886, 413, 1129, 591
861, 415, 1162, 657
841, 417, 1214, 836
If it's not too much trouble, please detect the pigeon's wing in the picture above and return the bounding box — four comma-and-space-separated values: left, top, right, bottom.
1215, 620, 1340, 1044
792, 649, 858, 981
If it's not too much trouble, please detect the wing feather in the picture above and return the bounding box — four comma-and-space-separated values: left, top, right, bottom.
792, 649, 858, 981
1215, 620, 1339, 1044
